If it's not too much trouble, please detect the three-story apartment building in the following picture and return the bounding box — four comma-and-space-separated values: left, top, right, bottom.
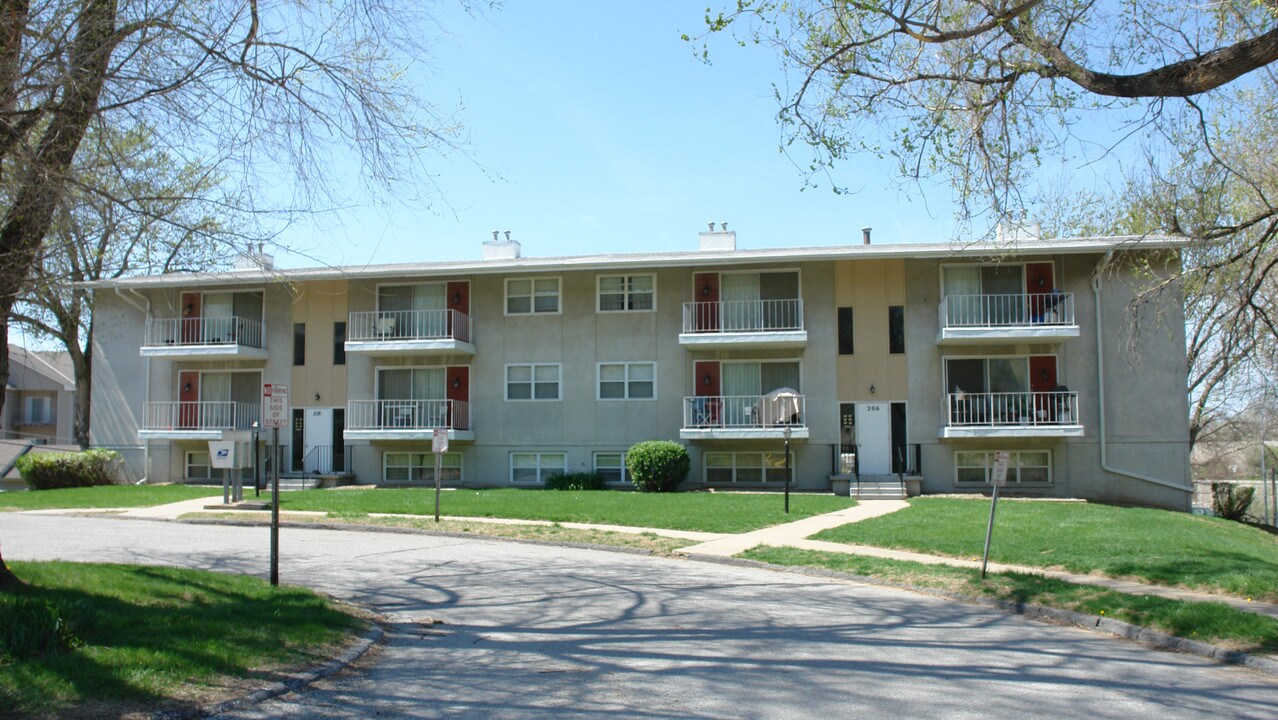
90, 226, 1194, 510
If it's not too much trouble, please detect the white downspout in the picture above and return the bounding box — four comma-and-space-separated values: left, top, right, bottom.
114, 287, 151, 484
1091, 261, 1193, 494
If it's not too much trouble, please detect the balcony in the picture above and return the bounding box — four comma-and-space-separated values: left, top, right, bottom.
345, 309, 474, 356
140, 317, 268, 360
139, 401, 260, 439
679, 300, 806, 349
937, 293, 1079, 345
940, 391, 1083, 439
680, 394, 810, 441
344, 399, 474, 441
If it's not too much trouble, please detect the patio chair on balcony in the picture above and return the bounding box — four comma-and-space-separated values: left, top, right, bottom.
376, 317, 397, 338
692, 398, 720, 427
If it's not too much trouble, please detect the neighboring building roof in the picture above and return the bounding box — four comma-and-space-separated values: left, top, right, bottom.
0, 439, 81, 480
85, 233, 1192, 290
6, 344, 75, 390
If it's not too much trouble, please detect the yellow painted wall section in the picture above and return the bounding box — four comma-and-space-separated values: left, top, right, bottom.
289, 280, 349, 408
834, 259, 908, 401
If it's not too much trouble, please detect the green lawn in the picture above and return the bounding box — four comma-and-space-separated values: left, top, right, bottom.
0, 561, 365, 717
742, 547, 1278, 654
278, 488, 856, 534
812, 498, 1278, 600
0, 484, 218, 511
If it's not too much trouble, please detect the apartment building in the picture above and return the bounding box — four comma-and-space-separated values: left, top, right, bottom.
89, 227, 1194, 510
4, 344, 77, 446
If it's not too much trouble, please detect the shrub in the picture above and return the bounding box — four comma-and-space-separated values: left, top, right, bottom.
626, 441, 690, 493
16, 449, 121, 490
0, 596, 80, 660
1212, 482, 1256, 522
544, 471, 607, 491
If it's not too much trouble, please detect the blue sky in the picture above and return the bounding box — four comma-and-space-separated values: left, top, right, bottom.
272, 2, 963, 269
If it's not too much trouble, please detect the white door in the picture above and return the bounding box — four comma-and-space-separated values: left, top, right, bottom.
303, 408, 333, 473
855, 403, 892, 475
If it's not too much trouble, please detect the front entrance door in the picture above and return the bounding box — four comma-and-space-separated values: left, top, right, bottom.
303, 408, 333, 473
855, 402, 892, 475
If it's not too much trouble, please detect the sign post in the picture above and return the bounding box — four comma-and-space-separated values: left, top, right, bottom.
262, 384, 289, 586
432, 428, 449, 522
981, 451, 1010, 579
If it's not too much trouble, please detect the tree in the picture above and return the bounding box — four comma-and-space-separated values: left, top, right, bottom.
12, 123, 241, 448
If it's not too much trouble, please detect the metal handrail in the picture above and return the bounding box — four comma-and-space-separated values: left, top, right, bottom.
301, 445, 353, 474
144, 316, 264, 348
683, 394, 806, 429
939, 292, 1074, 329
347, 308, 472, 343
682, 299, 804, 333
347, 398, 469, 431
945, 391, 1079, 426
142, 401, 260, 430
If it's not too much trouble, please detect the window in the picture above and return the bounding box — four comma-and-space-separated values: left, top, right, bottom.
333, 321, 346, 365
384, 452, 462, 483
837, 307, 854, 355
888, 306, 905, 354
705, 452, 791, 483
22, 396, 52, 424
593, 452, 630, 483
185, 451, 226, 481
598, 274, 655, 312
510, 452, 566, 484
506, 277, 560, 314
598, 362, 655, 400
293, 323, 306, 365
955, 450, 1051, 484
719, 271, 801, 330
506, 364, 561, 401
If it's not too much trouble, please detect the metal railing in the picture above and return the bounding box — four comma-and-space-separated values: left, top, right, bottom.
144, 316, 264, 348
347, 398, 469, 431
939, 292, 1074, 329
945, 391, 1079, 427
347, 309, 472, 343
301, 445, 353, 474
830, 443, 920, 477
682, 299, 803, 333
683, 394, 806, 429
142, 401, 260, 431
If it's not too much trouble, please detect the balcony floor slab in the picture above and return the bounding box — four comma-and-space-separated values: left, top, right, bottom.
939, 425, 1084, 439
680, 427, 810, 442
344, 340, 475, 357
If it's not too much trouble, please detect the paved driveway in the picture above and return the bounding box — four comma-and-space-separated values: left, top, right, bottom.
5, 514, 1276, 719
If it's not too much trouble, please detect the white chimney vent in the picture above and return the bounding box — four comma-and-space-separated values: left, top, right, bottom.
483, 230, 521, 260
699, 224, 736, 252
234, 243, 274, 271
996, 216, 1043, 244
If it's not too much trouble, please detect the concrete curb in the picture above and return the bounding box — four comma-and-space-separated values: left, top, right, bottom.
682, 553, 1278, 678
151, 621, 384, 719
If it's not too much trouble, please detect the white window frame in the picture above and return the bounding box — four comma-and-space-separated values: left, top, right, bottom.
509, 452, 567, 484
954, 450, 1052, 485
382, 451, 463, 483
375, 364, 448, 400
596, 362, 656, 400
184, 450, 226, 481
704, 452, 792, 483
505, 363, 562, 401
505, 276, 561, 315
198, 287, 267, 328
22, 396, 52, 424
597, 273, 656, 313
593, 451, 630, 484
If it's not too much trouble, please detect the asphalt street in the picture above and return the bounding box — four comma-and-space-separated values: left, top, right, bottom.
5, 514, 1276, 719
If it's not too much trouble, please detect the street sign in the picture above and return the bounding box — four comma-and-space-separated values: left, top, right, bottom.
432, 428, 450, 453
991, 450, 1010, 487
262, 384, 289, 429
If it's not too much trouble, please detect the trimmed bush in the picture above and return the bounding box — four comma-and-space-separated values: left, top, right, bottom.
626, 441, 690, 493
1212, 481, 1255, 522
544, 471, 607, 491
15, 449, 121, 490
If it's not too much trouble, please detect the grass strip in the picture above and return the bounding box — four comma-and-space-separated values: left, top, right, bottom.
811, 498, 1278, 601
275, 488, 854, 534
0, 484, 217, 511
182, 511, 697, 554
0, 561, 365, 718
742, 546, 1278, 654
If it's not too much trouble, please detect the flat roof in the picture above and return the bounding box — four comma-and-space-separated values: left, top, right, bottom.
87, 234, 1190, 289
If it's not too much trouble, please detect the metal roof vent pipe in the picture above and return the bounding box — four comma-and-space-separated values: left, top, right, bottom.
862, 227, 872, 245
483, 230, 521, 260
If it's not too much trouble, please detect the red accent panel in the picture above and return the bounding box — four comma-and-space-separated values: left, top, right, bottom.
1030, 355, 1058, 392
695, 361, 720, 397
180, 292, 201, 343
179, 371, 199, 428
446, 281, 470, 315
693, 273, 720, 331
1026, 263, 1054, 292
446, 366, 469, 403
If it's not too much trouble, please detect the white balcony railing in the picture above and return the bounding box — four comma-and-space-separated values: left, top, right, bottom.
144, 317, 264, 348
142, 401, 260, 431
682, 299, 803, 334
347, 309, 472, 344
939, 293, 1074, 329
347, 399, 469, 431
683, 394, 806, 429
945, 391, 1079, 427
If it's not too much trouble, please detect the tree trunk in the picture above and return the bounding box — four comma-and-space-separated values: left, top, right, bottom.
70, 321, 91, 449
0, 544, 24, 592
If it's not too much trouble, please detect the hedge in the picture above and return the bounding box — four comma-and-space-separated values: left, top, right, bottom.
15, 449, 121, 490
